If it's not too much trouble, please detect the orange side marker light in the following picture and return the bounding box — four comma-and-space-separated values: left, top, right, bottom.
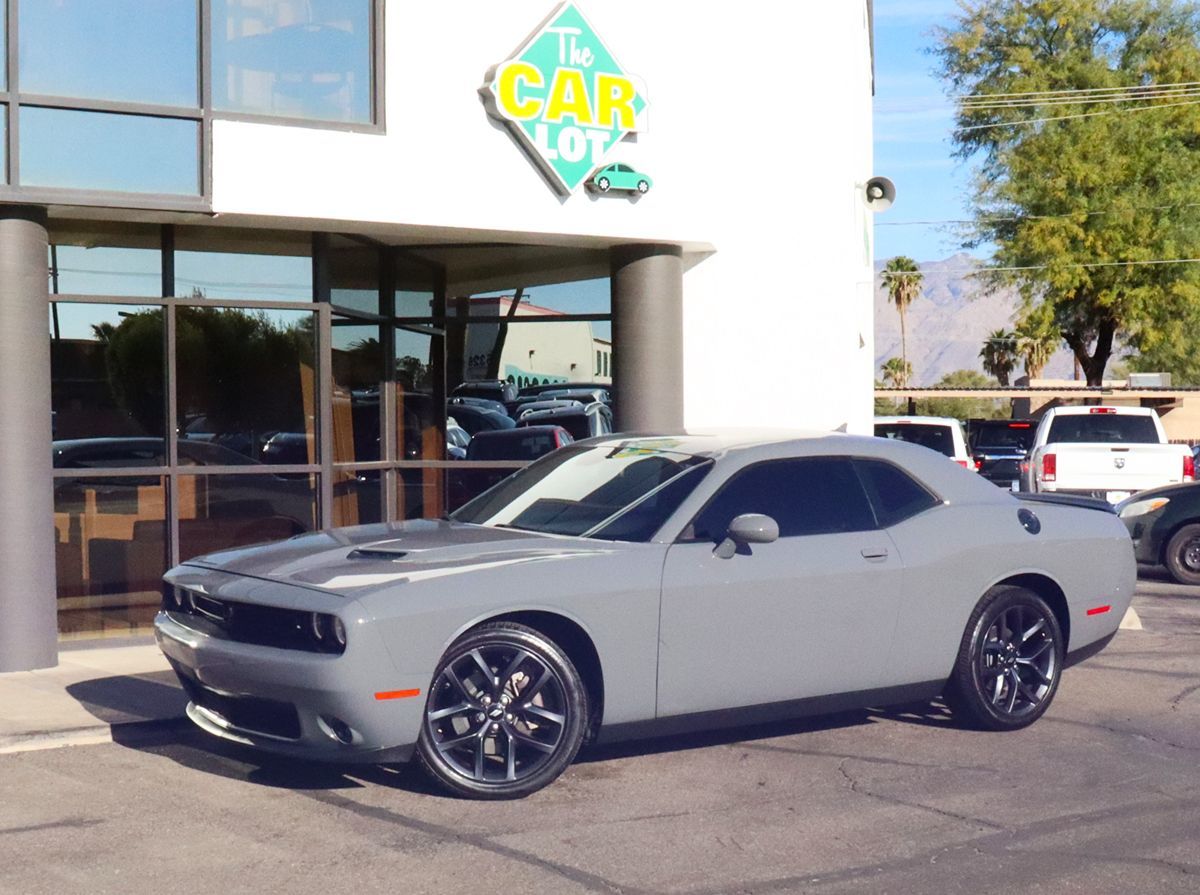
1086, 605, 1112, 616
375, 688, 422, 700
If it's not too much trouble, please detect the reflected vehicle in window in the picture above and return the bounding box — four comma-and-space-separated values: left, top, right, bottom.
448, 395, 509, 417
514, 399, 584, 420
449, 404, 516, 436
452, 380, 519, 404
875, 416, 973, 470
538, 387, 611, 405
157, 432, 1134, 800
518, 402, 612, 440
465, 426, 573, 461
446, 420, 471, 460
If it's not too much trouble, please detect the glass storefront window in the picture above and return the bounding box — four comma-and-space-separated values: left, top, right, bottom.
55, 476, 167, 638
174, 229, 312, 301
332, 468, 382, 527
176, 307, 316, 463
332, 319, 383, 463
329, 237, 380, 315
19, 0, 199, 107
211, 0, 373, 123
396, 254, 439, 317
451, 318, 611, 391
396, 326, 443, 461
176, 474, 316, 561
20, 107, 200, 195
398, 467, 445, 521
49, 223, 162, 296
51, 304, 165, 442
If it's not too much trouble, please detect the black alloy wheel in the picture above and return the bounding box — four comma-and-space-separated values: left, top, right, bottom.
417, 622, 588, 799
946, 586, 1063, 731
1164, 523, 1200, 586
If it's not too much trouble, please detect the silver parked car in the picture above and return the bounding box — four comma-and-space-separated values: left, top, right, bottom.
156, 432, 1135, 799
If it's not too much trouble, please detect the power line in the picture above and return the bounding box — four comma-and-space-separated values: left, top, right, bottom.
959, 79, 1200, 101
960, 87, 1200, 111
955, 97, 1200, 132
878, 256, 1200, 277
876, 200, 1200, 227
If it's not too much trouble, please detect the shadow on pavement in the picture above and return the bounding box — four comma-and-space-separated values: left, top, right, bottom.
65, 671, 189, 726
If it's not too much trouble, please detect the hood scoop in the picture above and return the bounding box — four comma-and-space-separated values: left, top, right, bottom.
348, 547, 409, 560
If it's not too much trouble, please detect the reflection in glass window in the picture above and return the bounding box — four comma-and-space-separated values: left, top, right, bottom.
176, 474, 316, 561
51, 304, 164, 442
329, 238, 380, 314
396, 326, 443, 461
20, 0, 198, 107
332, 320, 383, 463
21, 107, 200, 194
174, 247, 312, 301
211, 0, 372, 123
396, 255, 438, 316
49, 223, 162, 296
55, 476, 167, 638
399, 467, 445, 521
176, 307, 315, 462
332, 468, 382, 527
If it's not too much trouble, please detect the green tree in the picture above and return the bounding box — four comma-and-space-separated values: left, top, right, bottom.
979, 329, 1018, 385
881, 256, 923, 384
917, 369, 1007, 420
1014, 304, 1061, 380
937, 1, 1200, 385
880, 356, 912, 388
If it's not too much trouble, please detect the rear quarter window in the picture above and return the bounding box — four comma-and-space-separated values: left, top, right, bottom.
853, 458, 941, 527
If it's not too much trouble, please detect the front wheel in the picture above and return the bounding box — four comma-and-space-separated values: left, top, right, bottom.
416, 622, 588, 799
945, 586, 1063, 731
636, 180, 649, 193
1164, 523, 1200, 585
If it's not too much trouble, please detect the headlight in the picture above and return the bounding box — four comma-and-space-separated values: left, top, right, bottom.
310, 612, 325, 641
1119, 497, 1170, 519
332, 616, 347, 648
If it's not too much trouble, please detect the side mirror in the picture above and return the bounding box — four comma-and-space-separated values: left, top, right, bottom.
714, 513, 779, 559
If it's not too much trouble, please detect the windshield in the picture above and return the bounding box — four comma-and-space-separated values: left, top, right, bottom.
1046, 414, 1159, 444
874, 423, 955, 457
452, 443, 712, 541
969, 423, 1035, 453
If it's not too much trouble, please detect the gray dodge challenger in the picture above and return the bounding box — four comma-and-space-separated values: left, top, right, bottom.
156, 432, 1135, 798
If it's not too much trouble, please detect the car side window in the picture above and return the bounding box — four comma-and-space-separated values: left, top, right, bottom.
687, 457, 876, 541
853, 458, 940, 528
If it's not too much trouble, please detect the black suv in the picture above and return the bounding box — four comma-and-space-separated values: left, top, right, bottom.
966, 419, 1037, 488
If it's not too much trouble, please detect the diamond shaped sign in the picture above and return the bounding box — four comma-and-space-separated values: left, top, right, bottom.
482, 2, 649, 196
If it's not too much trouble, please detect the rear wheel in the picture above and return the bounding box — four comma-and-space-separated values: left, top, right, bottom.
417, 622, 587, 799
1164, 523, 1200, 585
945, 586, 1063, 731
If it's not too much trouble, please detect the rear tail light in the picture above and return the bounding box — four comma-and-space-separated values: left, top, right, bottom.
1185, 454, 1195, 482
1089, 407, 1116, 414
974, 457, 983, 470
955, 459, 969, 468
1042, 453, 1056, 482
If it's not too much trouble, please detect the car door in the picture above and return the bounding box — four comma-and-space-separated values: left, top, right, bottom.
656, 456, 903, 718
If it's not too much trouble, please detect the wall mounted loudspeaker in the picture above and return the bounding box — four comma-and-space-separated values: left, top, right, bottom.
864, 176, 896, 213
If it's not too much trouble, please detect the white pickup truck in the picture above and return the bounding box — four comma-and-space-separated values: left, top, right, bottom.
1020, 405, 1194, 503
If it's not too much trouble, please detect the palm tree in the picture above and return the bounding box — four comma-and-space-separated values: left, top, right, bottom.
1014, 308, 1059, 381
880, 356, 912, 388
979, 329, 1018, 386
881, 256, 923, 384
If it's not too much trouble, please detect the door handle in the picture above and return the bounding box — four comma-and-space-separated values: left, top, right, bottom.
860, 547, 889, 560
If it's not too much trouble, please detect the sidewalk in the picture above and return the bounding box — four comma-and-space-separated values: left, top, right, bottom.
0, 638, 186, 755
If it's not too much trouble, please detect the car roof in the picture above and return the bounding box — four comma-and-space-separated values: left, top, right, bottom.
874, 416, 962, 426
1044, 405, 1155, 416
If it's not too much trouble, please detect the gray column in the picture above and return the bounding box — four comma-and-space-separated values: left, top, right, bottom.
610, 244, 684, 431
0, 206, 57, 671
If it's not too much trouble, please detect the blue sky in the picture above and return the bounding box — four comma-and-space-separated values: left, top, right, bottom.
874, 0, 979, 263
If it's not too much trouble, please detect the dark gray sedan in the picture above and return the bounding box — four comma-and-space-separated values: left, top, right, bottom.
156, 432, 1134, 798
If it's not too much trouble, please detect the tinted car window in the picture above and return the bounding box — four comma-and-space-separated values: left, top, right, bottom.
689, 457, 875, 541
968, 421, 1035, 452
875, 423, 955, 457
853, 458, 940, 528
1045, 414, 1159, 444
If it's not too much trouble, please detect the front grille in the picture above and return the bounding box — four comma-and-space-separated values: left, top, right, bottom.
175, 665, 302, 740
163, 587, 344, 655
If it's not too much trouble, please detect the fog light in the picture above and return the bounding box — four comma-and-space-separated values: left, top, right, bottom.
320, 715, 354, 745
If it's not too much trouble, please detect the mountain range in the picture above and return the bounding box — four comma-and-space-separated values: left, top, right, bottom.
874, 253, 1078, 386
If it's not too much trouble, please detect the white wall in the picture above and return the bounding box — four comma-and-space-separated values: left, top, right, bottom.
211, 0, 876, 433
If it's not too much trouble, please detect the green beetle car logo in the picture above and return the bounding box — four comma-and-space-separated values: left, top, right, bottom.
482, 2, 650, 197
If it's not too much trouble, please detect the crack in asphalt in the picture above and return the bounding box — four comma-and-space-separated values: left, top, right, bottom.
676, 796, 1200, 895
299, 789, 649, 895
0, 818, 102, 836
834, 757, 1009, 832
1083, 662, 1200, 681
1169, 683, 1200, 711
1043, 716, 1200, 754
737, 742, 997, 775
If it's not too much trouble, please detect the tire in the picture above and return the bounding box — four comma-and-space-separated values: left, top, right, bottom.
945, 586, 1063, 731
1164, 523, 1200, 585
417, 622, 588, 799
597, 177, 610, 192
636, 180, 649, 193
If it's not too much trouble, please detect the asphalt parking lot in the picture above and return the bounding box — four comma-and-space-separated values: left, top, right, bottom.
1, 577, 1197, 895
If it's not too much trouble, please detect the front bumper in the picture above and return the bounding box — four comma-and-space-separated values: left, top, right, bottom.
155, 610, 425, 764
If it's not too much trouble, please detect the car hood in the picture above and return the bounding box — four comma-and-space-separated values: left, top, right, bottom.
181, 519, 622, 594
